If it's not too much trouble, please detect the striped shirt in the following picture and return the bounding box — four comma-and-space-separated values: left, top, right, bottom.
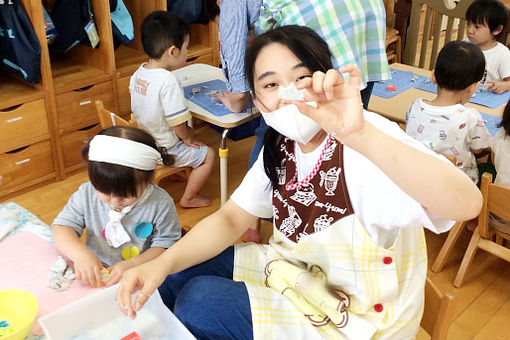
218, 0, 391, 93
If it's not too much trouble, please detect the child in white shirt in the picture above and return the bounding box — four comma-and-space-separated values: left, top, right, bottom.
466, 0, 510, 94
406, 41, 492, 184
130, 11, 214, 208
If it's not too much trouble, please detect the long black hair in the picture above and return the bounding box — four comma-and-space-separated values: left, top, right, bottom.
82, 126, 174, 197
498, 99, 510, 137
244, 25, 333, 187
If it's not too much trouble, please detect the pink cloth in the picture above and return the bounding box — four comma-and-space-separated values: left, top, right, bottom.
0, 231, 101, 335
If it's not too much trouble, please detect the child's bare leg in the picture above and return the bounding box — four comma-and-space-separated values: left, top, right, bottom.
180, 147, 215, 208
241, 218, 262, 243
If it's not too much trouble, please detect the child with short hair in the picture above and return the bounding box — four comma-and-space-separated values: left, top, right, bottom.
52, 126, 182, 287
406, 40, 492, 184
130, 11, 214, 208
466, 0, 510, 94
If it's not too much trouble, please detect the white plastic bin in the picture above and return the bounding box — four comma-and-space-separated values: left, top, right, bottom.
38, 284, 195, 340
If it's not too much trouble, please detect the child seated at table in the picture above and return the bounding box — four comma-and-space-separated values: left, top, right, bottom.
491, 99, 510, 232
406, 40, 492, 184
130, 10, 214, 208
466, 0, 510, 94
52, 126, 182, 287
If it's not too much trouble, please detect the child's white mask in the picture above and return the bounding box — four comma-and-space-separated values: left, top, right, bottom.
260, 103, 322, 144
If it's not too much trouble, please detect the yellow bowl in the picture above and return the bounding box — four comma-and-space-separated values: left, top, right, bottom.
0, 289, 39, 340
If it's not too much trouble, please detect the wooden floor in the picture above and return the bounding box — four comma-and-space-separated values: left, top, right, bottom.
3, 124, 510, 339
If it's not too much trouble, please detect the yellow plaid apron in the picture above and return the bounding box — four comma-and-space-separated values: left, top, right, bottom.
233, 138, 427, 339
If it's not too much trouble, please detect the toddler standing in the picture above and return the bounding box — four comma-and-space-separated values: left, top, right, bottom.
52, 126, 182, 287
130, 11, 214, 208
406, 41, 492, 183
466, 0, 510, 93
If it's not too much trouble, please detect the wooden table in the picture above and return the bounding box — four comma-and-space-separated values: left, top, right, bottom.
172, 64, 260, 206
368, 63, 505, 125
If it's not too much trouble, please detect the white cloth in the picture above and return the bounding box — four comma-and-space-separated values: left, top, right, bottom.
89, 135, 162, 171
231, 110, 454, 248
130, 63, 191, 149
406, 98, 492, 183
104, 185, 154, 248
492, 129, 510, 187
481, 42, 510, 83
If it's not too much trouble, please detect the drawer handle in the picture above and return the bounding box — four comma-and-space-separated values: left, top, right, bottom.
6, 116, 23, 123
73, 85, 94, 92
15, 158, 31, 165
79, 123, 99, 131
186, 56, 199, 62
79, 100, 92, 106
0, 104, 23, 112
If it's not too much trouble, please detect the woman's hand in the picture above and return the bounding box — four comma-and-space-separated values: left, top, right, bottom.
115, 258, 168, 319
73, 249, 103, 287
291, 64, 365, 141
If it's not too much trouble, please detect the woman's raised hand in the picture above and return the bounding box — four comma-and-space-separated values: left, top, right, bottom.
292, 64, 365, 141
115, 258, 168, 319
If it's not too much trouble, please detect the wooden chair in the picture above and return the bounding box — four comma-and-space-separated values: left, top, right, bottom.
421, 277, 456, 340
454, 173, 510, 287
383, 0, 402, 63
94, 100, 191, 185
403, 0, 475, 69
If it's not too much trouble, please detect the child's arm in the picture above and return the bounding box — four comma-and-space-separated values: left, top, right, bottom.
172, 122, 205, 149
52, 225, 103, 287
486, 77, 510, 94
293, 65, 482, 221
103, 247, 165, 287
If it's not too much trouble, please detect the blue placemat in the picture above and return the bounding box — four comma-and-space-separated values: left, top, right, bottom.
183, 79, 232, 116
372, 69, 428, 99
480, 111, 502, 137
414, 78, 510, 109
470, 88, 510, 109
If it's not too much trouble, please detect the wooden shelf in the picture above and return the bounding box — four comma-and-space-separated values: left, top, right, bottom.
0, 72, 44, 109
115, 45, 148, 78
51, 56, 111, 94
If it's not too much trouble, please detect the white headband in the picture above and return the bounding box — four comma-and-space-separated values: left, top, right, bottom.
88, 135, 163, 171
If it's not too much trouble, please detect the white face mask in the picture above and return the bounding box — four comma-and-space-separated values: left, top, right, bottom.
260, 103, 322, 144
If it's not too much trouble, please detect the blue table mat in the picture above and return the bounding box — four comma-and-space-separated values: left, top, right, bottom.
414, 78, 510, 109
480, 111, 503, 137
372, 69, 428, 99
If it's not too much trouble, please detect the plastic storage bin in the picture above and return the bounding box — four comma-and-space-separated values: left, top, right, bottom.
38, 284, 195, 340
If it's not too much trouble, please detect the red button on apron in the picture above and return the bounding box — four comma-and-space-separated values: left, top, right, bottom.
374, 303, 384, 312
383, 257, 393, 265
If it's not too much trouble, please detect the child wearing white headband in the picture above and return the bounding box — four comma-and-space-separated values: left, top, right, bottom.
52, 126, 182, 288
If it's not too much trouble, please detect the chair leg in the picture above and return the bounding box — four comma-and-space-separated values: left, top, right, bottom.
431, 221, 466, 273
453, 228, 481, 288
496, 234, 503, 245
396, 35, 402, 63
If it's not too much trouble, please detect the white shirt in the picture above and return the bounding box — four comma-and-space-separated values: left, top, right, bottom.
406, 98, 492, 183
231, 110, 454, 248
130, 63, 191, 149
482, 42, 510, 83
492, 129, 510, 187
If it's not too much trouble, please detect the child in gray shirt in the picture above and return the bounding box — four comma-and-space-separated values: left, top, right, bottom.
52, 126, 181, 287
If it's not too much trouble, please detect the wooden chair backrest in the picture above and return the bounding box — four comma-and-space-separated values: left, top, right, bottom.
478, 172, 510, 238
403, 0, 475, 69
421, 277, 456, 340
95, 100, 136, 129
383, 0, 396, 28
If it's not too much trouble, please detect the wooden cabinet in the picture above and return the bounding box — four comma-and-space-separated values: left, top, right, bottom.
0, 0, 219, 200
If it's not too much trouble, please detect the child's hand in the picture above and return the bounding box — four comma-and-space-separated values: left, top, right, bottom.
291, 64, 365, 142
182, 136, 205, 148
73, 249, 103, 287
103, 261, 132, 287
486, 80, 508, 94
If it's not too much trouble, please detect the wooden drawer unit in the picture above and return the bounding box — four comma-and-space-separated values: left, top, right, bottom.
184, 53, 213, 67
56, 81, 114, 133
0, 140, 55, 196
61, 123, 102, 171
0, 99, 50, 154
